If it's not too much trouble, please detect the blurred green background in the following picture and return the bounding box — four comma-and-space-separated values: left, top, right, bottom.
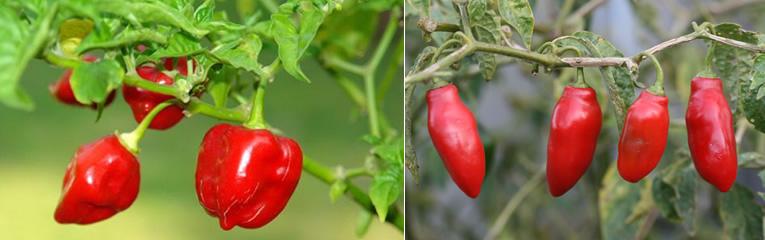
0, 43, 402, 238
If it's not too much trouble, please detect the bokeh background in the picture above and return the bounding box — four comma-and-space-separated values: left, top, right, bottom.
405, 0, 765, 239
0, 5, 403, 239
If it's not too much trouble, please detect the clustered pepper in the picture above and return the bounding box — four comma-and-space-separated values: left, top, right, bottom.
122, 65, 186, 130
50, 55, 116, 108
686, 76, 737, 192
617, 82, 669, 183
195, 123, 303, 230
54, 135, 139, 224
427, 83, 485, 198
546, 85, 602, 197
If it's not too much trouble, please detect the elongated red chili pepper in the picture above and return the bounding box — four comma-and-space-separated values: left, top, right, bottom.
686, 76, 737, 192
547, 85, 602, 197
427, 84, 485, 198
196, 123, 303, 230
50, 55, 116, 108
54, 135, 139, 224
617, 91, 669, 182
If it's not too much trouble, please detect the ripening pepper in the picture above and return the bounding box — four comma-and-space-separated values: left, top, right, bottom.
196, 123, 303, 230
427, 84, 485, 198
686, 76, 737, 192
122, 65, 185, 130
547, 85, 602, 197
617, 91, 669, 182
164, 56, 196, 76
54, 135, 140, 224
50, 55, 116, 108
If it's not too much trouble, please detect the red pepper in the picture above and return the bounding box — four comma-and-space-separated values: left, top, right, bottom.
546, 86, 602, 197
617, 91, 669, 182
686, 76, 737, 192
426, 84, 485, 198
122, 65, 185, 130
54, 135, 139, 224
164, 56, 196, 76
196, 123, 303, 230
50, 55, 116, 108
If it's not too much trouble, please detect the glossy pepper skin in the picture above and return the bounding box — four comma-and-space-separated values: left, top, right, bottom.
546, 86, 602, 197
617, 91, 669, 182
54, 135, 140, 224
122, 65, 185, 130
50, 55, 116, 108
196, 123, 303, 230
426, 84, 485, 198
686, 76, 737, 192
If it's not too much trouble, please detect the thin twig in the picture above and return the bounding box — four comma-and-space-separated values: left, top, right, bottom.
564, 0, 606, 26
483, 168, 545, 240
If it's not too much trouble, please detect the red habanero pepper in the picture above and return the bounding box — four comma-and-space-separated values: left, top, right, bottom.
686, 76, 737, 192
427, 83, 485, 198
122, 65, 185, 130
50, 55, 116, 108
54, 135, 139, 224
196, 123, 303, 230
546, 83, 602, 197
163, 56, 197, 76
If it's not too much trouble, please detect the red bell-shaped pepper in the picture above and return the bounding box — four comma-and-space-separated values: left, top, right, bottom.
196, 123, 303, 230
54, 135, 140, 224
122, 65, 185, 130
50, 55, 116, 108
617, 91, 669, 182
686, 76, 737, 192
546, 86, 602, 197
426, 84, 485, 198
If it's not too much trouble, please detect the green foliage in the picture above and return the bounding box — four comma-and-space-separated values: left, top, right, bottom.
497, 0, 533, 49
468, 0, 500, 80
712, 23, 758, 119
271, 0, 330, 82
651, 155, 696, 234
743, 54, 765, 133
720, 185, 764, 239
369, 137, 404, 222
598, 165, 649, 240
70, 59, 124, 105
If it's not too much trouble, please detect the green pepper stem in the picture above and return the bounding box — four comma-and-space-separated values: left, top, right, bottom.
570, 67, 588, 88
244, 80, 267, 129
639, 53, 665, 96
119, 101, 175, 154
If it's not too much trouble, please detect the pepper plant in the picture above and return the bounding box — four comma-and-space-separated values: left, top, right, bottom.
0, 0, 403, 236
405, 0, 765, 239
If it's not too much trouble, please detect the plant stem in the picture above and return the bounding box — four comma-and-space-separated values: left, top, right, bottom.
44, 52, 79, 69
187, 98, 248, 122
244, 80, 267, 129
363, 9, 400, 137
303, 156, 404, 231
324, 55, 367, 76
118, 101, 174, 154
123, 74, 184, 98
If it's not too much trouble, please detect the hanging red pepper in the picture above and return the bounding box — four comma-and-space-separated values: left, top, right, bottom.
54, 135, 140, 224
50, 55, 116, 108
427, 83, 485, 198
195, 123, 303, 230
122, 65, 185, 130
686, 76, 737, 192
164, 56, 197, 76
547, 69, 602, 197
618, 54, 669, 182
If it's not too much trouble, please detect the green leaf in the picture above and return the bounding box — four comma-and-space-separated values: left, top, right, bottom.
271, 1, 326, 82
95, 1, 208, 38
712, 23, 758, 120
210, 34, 264, 76
329, 180, 348, 203
58, 18, 94, 42
743, 54, 765, 133
373, 137, 404, 166
149, 31, 204, 59
70, 59, 124, 105
498, 0, 534, 49
206, 65, 236, 107
0, 3, 54, 110
651, 157, 696, 234
599, 164, 649, 240
369, 166, 402, 222
355, 210, 373, 238
193, 0, 215, 24
77, 27, 168, 54
468, 0, 501, 80
720, 184, 764, 240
